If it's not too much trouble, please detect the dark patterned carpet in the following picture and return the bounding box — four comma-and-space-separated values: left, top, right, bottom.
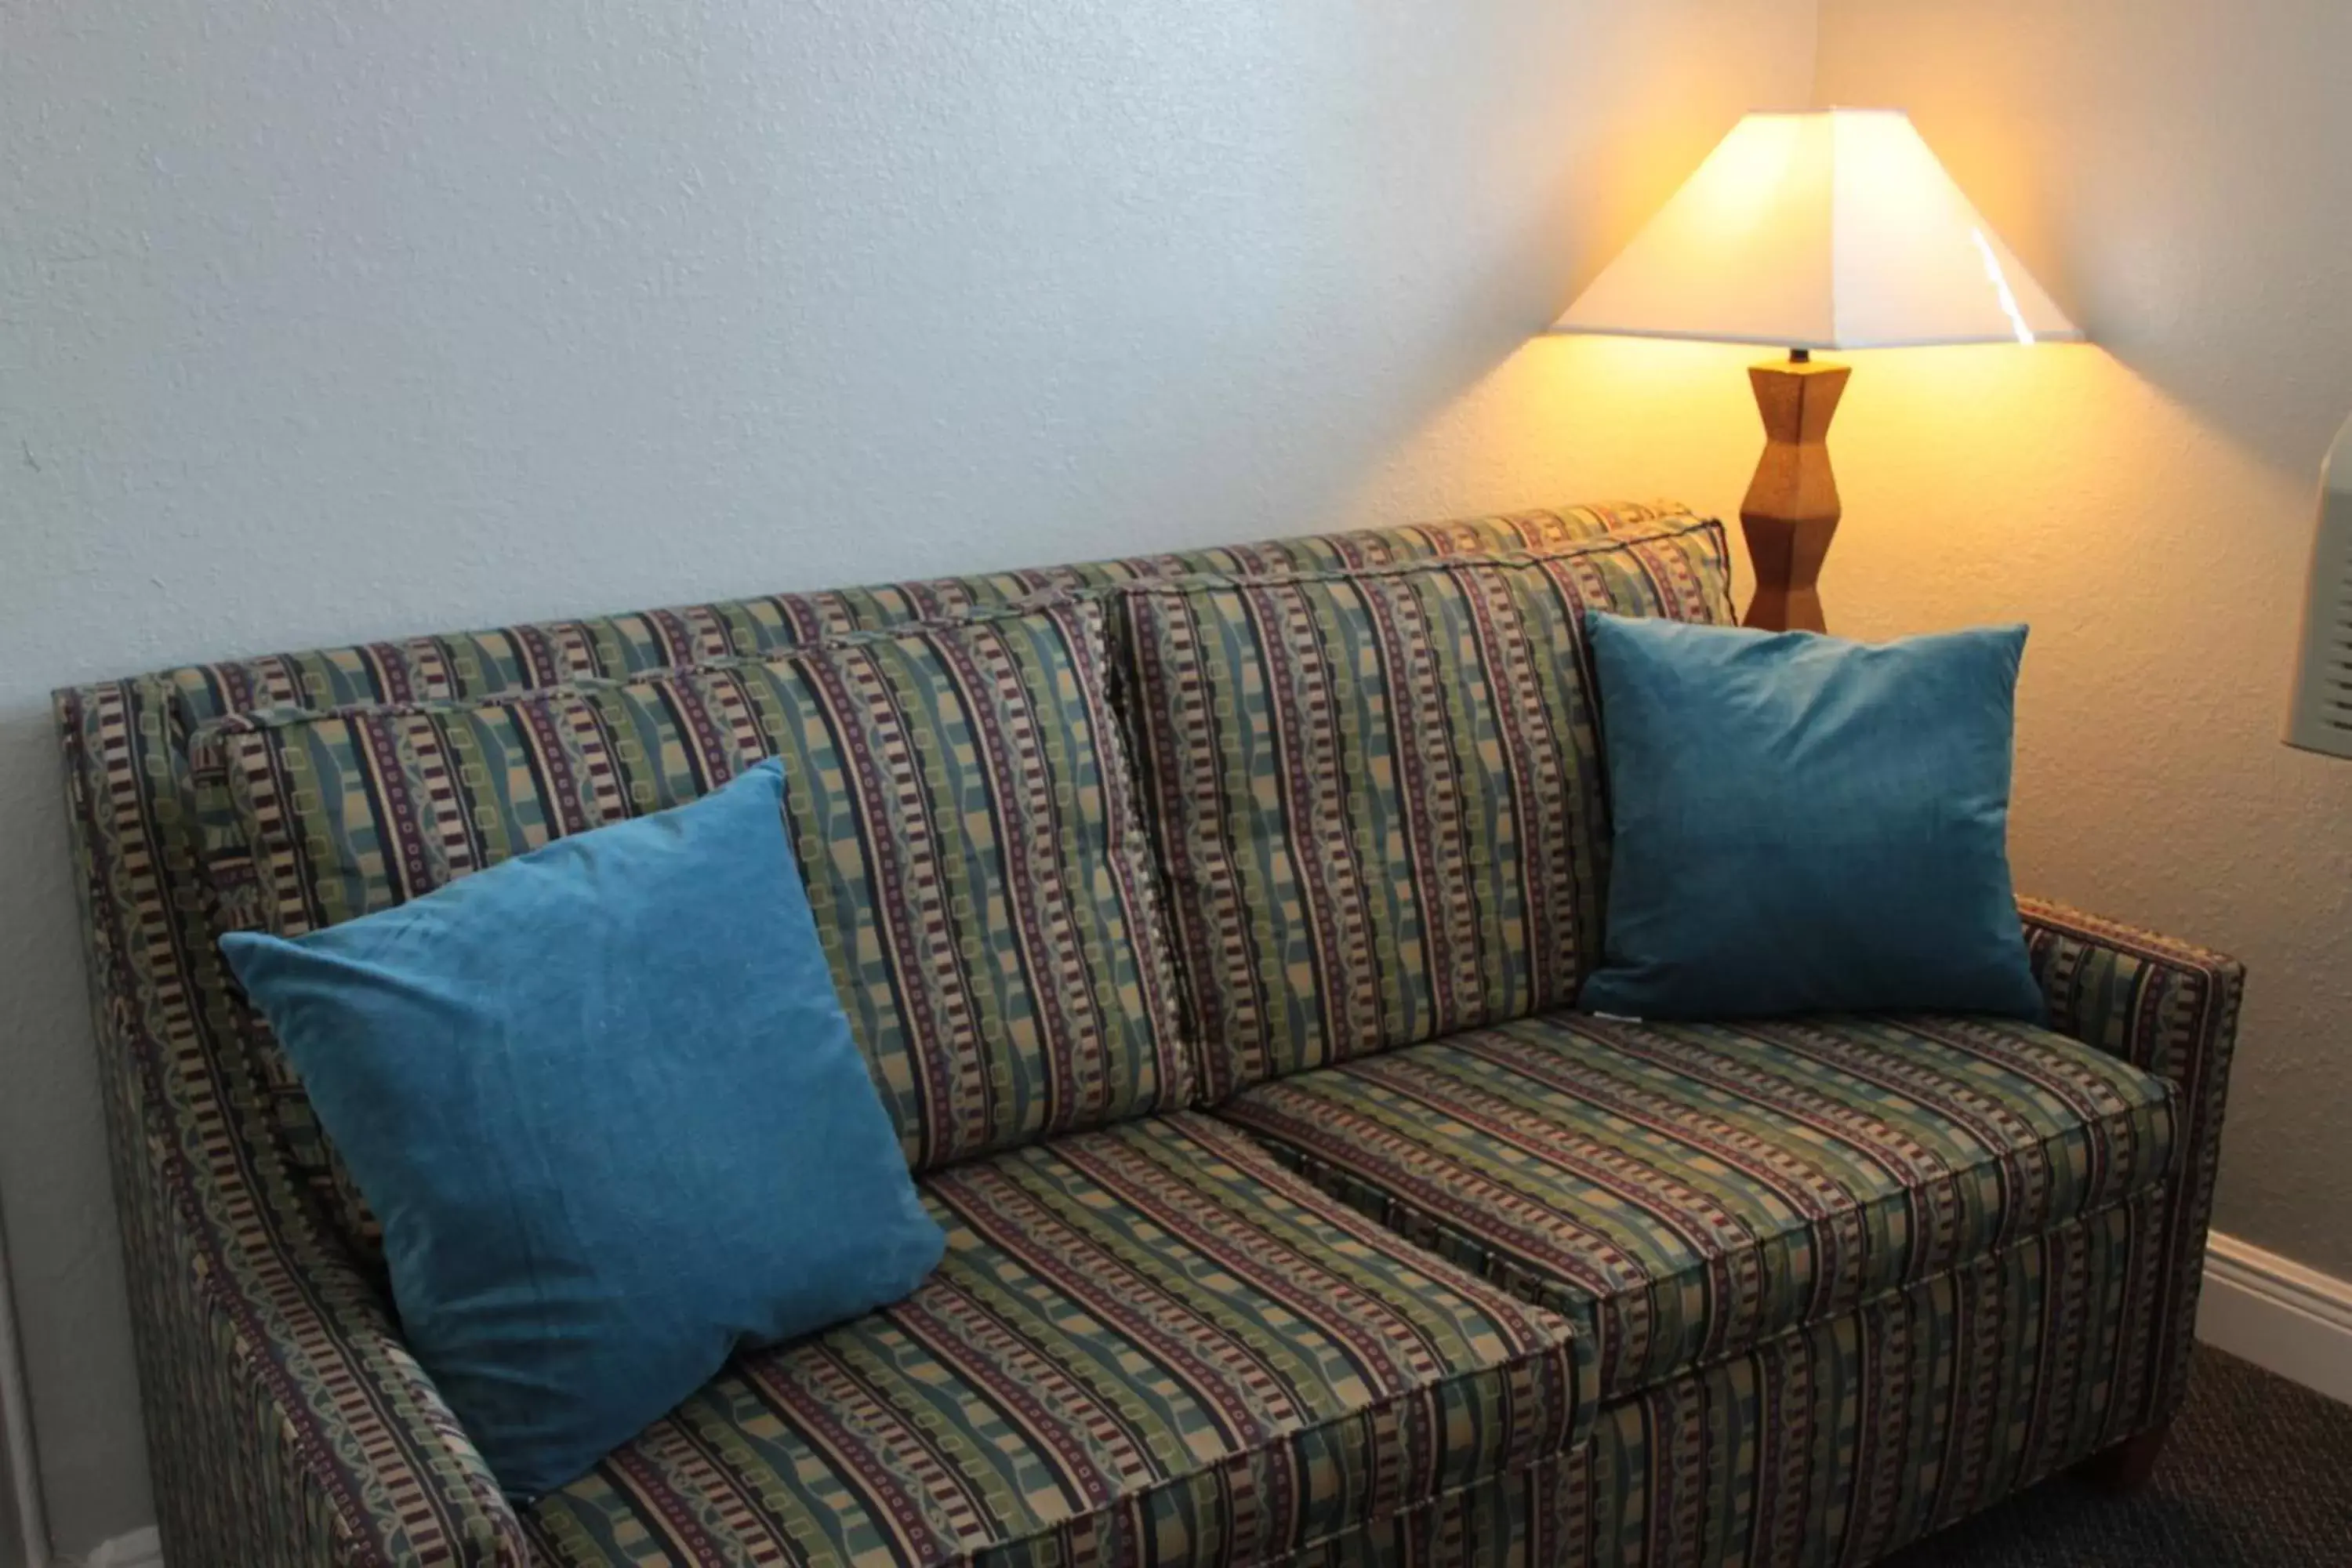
1887, 1346, 2352, 1566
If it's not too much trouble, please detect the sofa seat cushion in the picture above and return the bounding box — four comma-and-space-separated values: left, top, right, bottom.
523, 1112, 1592, 1567
1214, 1011, 2176, 1404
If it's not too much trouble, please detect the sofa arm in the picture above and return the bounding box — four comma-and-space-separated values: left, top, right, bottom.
2018, 896, 2245, 1091
58, 678, 529, 1566
2017, 895, 2245, 1425
129, 1160, 531, 1566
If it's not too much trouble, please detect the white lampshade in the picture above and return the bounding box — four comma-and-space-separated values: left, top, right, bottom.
1552, 108, 2081, 350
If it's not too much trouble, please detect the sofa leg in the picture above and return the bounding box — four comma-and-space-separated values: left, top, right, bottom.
2075, 1421, 2170, 1494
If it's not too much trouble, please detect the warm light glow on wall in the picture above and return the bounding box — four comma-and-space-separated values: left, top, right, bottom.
1553, 109, 2080, 351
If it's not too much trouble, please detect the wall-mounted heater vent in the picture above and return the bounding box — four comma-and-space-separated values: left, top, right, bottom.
2287, 411, 2352, 759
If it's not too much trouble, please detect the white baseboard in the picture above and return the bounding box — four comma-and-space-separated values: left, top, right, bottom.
2197, 1229, 2352, 1407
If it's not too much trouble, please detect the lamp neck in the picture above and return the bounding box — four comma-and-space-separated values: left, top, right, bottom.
1788, 347, 1812, 364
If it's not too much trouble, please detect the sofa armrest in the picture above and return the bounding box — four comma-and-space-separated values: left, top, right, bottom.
2018, 896, 2245, 1091
2016, 895, 2245, 1426
58, 679, 530, 1566
129, 1155, 531, 1566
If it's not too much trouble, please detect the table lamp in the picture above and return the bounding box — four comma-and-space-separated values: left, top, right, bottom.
1552, 108, 2082, 632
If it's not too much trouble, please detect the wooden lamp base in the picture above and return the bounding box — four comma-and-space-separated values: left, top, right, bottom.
1740, 353, 1850, 633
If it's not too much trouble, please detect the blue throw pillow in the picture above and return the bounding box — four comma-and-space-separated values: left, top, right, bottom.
220, 758, 946, 1498
1577, 614, 2044, 1022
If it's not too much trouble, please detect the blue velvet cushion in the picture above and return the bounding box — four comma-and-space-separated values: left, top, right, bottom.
220, 758, 946, 1498
1577, 614, 2044, 1022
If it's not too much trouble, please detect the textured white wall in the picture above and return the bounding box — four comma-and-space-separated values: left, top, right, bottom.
1813, 3, 2352, 1271
0, 1, 1814, 1553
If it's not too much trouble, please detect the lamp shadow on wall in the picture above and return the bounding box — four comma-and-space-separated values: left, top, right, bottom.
1855, 95, 2350, 485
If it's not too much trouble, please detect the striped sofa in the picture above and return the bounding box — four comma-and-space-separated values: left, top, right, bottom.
54, 501, 2243, 1567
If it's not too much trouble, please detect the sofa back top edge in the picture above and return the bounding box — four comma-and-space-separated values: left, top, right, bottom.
51, 500, 1714, 725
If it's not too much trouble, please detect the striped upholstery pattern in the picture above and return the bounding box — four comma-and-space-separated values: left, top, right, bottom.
1331, 1186, 2171, 1568
2020, 898, 2246, 1427
48, 499, 2248, 1568
628, 1174, 2164, 1568
59, 674, 535, 1566
201, 599, 1189, 1185
1215, 1009, 2177, 1404
163, 502, 1703, 1250
524, 1113, 1591, 1567
162, 502, 1689, 731
1120, 519, 1733, 1096
1568, 1185, 2172, 1568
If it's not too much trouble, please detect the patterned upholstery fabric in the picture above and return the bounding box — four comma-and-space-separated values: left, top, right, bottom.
162, 502, 1686, 731
200, 599, 1190, 1185
1119, 519, 1734, 1098
1281, 1447, 1585, 1568
1297, 1185, 2169, 1568
1215, 1010, 2178, 1404
160, 501, 1697, 1252
2020, 897, 2245, 1426
1080, 1185, 2175, 1568
524, 1112, 1592, 1566
1568, 1185, 2172, 1568
60, 674, 535, 1566
48, 499, 2246, 1567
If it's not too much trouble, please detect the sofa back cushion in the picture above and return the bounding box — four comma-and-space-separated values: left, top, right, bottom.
1118, 517, 1733, 1098
201, 598, 1190, 1190
153, 500, 1703, 1264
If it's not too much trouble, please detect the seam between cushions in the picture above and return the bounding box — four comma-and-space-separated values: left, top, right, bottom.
690, 1110, 1593, 1568
1097, 594, 1209, 1085
923, 1113, 1592, 1568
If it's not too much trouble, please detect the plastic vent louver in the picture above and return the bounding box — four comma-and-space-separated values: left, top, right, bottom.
2286, 410, 2352, 758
